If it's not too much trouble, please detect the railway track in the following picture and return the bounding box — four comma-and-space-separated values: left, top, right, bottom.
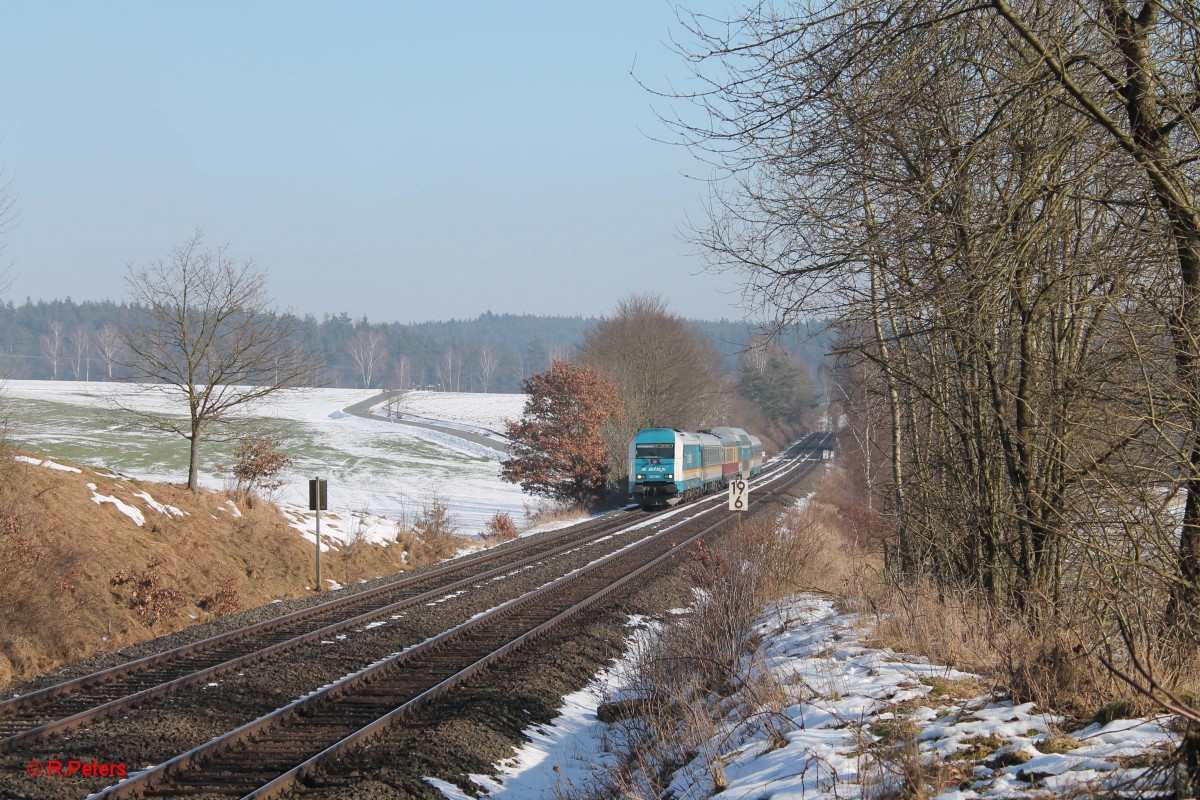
0, 507, 645, 752
0, 437, 817, 755
88, 448, 821, 799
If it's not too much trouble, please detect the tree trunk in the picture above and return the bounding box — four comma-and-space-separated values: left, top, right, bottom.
187, 430, 201, 490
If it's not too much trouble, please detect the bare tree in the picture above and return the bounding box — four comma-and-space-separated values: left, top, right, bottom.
70, 325, 90, 381
94, 323, 124, 379
661, 1, 1200, 750
348, 329, 386, 389
40, 321, 64, 380
436, 344, 462, 392
477, 344, 497, 393
119, 230, 319, 489
581, 294, 730, 478
981, 0, 1200, 622
393, 353, 412, 391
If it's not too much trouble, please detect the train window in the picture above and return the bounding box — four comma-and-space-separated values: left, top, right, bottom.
636, 443, 674, 458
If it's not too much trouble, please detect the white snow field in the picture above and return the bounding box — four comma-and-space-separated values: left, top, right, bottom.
1, 381, 529, 538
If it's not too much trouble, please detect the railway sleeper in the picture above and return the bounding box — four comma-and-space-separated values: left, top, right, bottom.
144, 789, 243, 798
78, 471, 820, 799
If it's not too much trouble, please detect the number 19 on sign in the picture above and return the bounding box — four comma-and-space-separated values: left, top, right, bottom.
728, 479, 749, 511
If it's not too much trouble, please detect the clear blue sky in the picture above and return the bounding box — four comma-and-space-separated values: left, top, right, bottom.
0, 1, 747, 324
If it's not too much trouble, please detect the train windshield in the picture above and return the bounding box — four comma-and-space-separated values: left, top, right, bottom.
635, 443, 674, 458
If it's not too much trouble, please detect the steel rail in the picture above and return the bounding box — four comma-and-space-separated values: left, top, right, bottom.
90, 451, 820, 800
0, 508, 642, 745
0, 444, 803, 751
246, 462, 816, 800
0, 507, 666, 752
2, 432, 814, 741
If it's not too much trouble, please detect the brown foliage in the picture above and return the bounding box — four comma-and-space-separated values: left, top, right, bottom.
221, 428, 293, 504
483, 511, 519, 542
110, 560, 187, 628
196, 577, 242, 618
502, 360, 625, 506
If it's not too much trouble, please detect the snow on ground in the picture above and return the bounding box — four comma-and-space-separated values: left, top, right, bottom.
87, 482, 147, 527
282, 506, 413, 552
14, 454, 81, 472
457, 596, 1181, 800
469, 617, 652, 799
391, 391, 525, 434
2, 381, 532, 535
132, 490, 185, 517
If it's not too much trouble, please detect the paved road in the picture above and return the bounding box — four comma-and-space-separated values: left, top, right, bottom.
342, 391, 512, 456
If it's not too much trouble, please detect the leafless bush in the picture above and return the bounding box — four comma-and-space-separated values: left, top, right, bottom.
394, 493, 465, 565
110, 560, 186, 628
483, 511, 519, 542
218, 428, 293, 508
196, 576, 241, 617
559, 517, 811, 799
862, 730, 956, 800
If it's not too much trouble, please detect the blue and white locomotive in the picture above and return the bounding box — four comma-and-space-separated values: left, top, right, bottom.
628, 426, 763, 508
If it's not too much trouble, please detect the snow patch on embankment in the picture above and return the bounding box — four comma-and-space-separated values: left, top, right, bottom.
449, 596, 1181, 800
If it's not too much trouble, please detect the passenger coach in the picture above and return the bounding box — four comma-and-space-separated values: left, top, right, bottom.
628, 426, 763, 509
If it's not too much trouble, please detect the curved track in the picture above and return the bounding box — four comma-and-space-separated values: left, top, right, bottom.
89, 444, 824, 799
0, 508, 643, 751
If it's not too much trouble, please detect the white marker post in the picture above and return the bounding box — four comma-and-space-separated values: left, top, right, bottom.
728, 479, 749, 512
309, 477, 328, 591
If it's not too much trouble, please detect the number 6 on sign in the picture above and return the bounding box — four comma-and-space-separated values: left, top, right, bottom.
729, 479, 749, 511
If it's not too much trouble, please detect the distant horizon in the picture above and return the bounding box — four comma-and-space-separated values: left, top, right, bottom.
0, 293, 770, 328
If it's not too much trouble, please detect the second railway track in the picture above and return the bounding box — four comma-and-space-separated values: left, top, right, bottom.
86, 445, 823, 799
0, 505, 645, 751
0, 436, 827, 799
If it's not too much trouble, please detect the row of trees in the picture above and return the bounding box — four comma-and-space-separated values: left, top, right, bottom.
0, 299, 833, 394
665, 0, 1199, 725
0, 300, 589, 393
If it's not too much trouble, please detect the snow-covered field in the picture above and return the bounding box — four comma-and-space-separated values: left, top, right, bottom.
457, 597, 1179, 800
1, 381, 529, 537
390, 390, 525, 436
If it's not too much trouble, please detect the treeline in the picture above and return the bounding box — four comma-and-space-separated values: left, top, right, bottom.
0, 297, 830, 396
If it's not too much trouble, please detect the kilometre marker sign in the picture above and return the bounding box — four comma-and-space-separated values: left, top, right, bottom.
729, 479, 748, 511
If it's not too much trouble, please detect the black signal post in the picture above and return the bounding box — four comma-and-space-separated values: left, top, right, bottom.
309, 477, 328, 591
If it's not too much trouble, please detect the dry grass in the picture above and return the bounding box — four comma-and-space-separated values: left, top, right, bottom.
862, 732, 969, 800
0, 444, 454, 689
553, 476, 872, 800
554, 457, 1200, 795
842, 571, 1181, 721
523, 500, 589, 529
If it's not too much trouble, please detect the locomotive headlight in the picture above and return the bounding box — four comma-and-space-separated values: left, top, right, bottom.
666, 473, 673, 479
636, 474, 645, 480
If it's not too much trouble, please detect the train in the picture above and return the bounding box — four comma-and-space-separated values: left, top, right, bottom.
628, 426, 764, 508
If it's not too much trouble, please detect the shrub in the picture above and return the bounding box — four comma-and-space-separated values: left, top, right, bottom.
196, 576, 241, 618
222, 429, 293, 505
110, 560, 186, 627
484, 511, 519, 542
396, 493, 463, 563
